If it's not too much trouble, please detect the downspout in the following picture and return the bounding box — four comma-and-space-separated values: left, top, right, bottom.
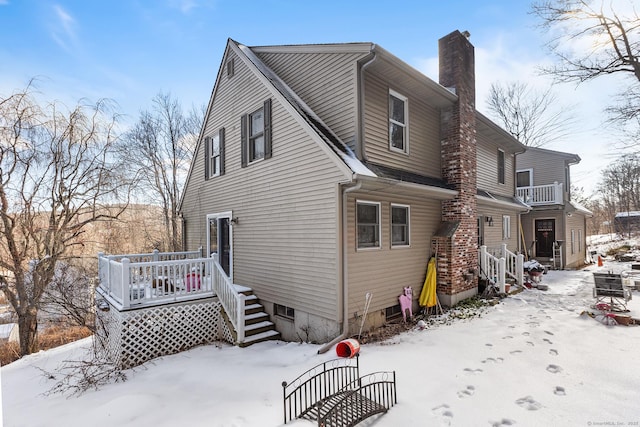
317, 180, 362, 354
356, 49, 377, 162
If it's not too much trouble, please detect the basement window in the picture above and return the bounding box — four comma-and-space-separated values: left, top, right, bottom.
385, 304, 402, 321
274, 303, 295, 320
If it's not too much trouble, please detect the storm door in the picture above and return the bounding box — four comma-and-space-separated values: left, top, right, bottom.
207, 212, 233, 279
535, 219, 555, 258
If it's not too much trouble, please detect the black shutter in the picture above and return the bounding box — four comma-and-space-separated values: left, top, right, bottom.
204, 136, 210, 180
264, 98, 272, 159
219, 127, 225, 176
241, 114, 248, 168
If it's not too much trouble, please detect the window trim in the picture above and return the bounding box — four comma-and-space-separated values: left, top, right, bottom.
498, 149, 506, 185
356, 200, 381, 250
516, 168, 533, 188
571, 229, 576, 254
241, 99, 272, 168
248, 106, 265, 164
390, 203, 410, 248
388, 89, 409, 154
578, 229, 583, 253
502, 215, 511, 240
274, 303, 294, 320
204, 128, 225, 180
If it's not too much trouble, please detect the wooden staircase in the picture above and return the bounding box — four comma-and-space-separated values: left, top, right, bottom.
232, 285, 280, 347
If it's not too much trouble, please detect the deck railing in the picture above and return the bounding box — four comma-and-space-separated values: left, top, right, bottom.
517, 182, 563, 206
97, 248, 215, 310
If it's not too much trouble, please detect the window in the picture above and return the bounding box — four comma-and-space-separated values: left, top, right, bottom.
516, 169, 532, 188
204, 128, 225, 180
502, 215, 511, 240
571, 229, 576, 254
498, 149, 505, 184
391, 204, 410, 247
241, 99, 272, 167
389, 89, 408, 153
357, 201, 381, 249
578, 229, 583, 252
227, 58, 234, 78
274, 303, 294, 320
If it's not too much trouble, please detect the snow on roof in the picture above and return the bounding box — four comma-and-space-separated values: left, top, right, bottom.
615, 211, 640, 218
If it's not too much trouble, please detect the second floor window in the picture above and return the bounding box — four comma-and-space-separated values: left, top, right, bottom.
204, 128, 225, 180
498, 149, 505, 185
389, 89, 408, 153
241, 99, 272, 167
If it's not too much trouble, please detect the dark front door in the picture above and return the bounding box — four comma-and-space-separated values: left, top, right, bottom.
535, 219, 555, 258
219, 217, 230, 276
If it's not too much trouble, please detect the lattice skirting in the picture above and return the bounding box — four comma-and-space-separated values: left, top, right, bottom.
96, 298, 234, 369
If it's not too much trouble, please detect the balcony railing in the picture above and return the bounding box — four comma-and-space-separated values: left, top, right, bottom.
517, 182, 563, 206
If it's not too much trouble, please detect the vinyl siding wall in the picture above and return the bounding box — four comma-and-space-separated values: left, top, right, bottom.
564, 212, 587, 268
256, 51, 363, 152
346, 191, 441, 325
517, 149, 568, 189
363, 72, 441, 177
181, 47, 348, 321
478, 205, 520, 251
477, 132, 515, 196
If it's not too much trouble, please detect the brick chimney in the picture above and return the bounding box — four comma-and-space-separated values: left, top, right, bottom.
435, 30, 478, 305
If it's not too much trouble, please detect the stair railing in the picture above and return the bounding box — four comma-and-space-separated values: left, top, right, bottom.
479, 245, 506, 293
499, 243, 524, 287
212, 260, 246, 343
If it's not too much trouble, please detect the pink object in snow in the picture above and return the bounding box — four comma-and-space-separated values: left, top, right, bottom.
399, 287, 413, 322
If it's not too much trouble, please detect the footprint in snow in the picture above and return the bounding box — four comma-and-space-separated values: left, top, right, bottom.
543, 338, 553, 344
546, 364, 563, 374
431, 403, 453, 425
515, 395, 542, 411
544, 330, 554, 336
510, 350, 522, 355
485, 343, 493, 347
463, 368, 483, 375
502, 335, 513, 340
457, 385, 475, 398
549, 349, 558, 356
491, 418, 516, 426
554, 386, 566, 396
522, 331, 530, 336
527, 341, 535, 347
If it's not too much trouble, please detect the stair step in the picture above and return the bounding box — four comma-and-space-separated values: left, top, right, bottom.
240, 329, 281, 347
245, 303, 263, 316
245, 320, 276, 337
245, 312, 269, 325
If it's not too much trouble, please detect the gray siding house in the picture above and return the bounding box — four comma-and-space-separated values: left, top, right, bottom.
516, 146, 591, 269
180, 31, 527, 344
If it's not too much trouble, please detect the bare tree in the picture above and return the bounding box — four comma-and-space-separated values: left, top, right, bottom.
598, 153, 640, 236
486, 81, 574, 146
122, 92, 203, 252
0, 83, 130, 356
532, 0, 640, 142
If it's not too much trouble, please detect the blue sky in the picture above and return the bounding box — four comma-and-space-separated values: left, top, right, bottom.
0, 0, 622, 192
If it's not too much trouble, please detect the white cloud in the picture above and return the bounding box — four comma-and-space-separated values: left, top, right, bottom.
0, 0, 9, 5
51, 4, 77, 51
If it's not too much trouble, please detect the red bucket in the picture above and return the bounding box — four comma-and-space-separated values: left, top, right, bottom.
336, 339, 360, 358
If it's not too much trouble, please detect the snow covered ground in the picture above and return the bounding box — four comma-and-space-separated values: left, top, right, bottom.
2, 258, 640, 426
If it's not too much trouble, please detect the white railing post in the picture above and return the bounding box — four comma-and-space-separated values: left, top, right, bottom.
516, 253, 524, 287
500, 243, 507, 259
121, 258, 130, 309
480, 245, 487, 280
237, 293, 246, 344
498, 257, 506, 293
